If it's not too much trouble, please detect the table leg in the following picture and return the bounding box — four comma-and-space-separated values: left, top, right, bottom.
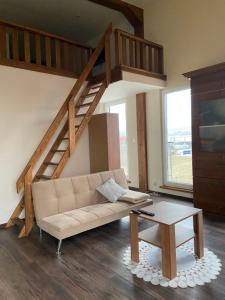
160, 224, 177, 279
193, 211, 204, 258
130, 212, 139, 263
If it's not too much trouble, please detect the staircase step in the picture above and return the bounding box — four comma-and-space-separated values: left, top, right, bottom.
89, 82, 103, 89
51, 149, 67, 153
76, 113, 86, 118
36, 175, 52, 180
44, 162, 58, 166
76, 102, 93, 108
81, 91, 98, 99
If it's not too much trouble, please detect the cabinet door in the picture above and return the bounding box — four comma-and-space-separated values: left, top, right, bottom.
194, 177, 225, 214
192, 88, 225, 178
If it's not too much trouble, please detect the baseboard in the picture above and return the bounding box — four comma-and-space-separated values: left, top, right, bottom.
153, 191, 193, 203
129, 186, 150, 193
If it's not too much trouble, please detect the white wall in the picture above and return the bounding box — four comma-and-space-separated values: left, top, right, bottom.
0, 66, 90, 224
144, 0, 225, 90
142, 0, 225, 198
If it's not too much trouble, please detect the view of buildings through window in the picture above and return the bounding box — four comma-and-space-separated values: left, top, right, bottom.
164, 89, 193, 187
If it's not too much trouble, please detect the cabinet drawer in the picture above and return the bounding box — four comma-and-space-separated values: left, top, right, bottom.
194, 177, 225, 215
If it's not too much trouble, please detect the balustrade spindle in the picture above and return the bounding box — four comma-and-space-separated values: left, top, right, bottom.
0, 25, 6, 61
35, 33, 41, 65
148, 46, 153, 72
122, 36, 127, 65
12, 29, 19, 60
55, 40, 61, 70
24, 31, 31, 63
45, 36, 51, 68
129, 39, 134, 67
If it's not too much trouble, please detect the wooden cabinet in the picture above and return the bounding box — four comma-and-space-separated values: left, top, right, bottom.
184, 63, 225, 215
88, 113, 121, 173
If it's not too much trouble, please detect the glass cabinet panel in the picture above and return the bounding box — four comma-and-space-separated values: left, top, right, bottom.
199, 98, 225, 152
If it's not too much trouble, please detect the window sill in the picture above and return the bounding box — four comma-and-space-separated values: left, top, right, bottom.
160, 185, 193, 194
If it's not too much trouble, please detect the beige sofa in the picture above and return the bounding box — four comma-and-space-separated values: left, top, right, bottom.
32, 169, 152, 254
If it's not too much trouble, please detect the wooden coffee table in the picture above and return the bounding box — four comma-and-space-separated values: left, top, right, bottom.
129, 201, 204, 280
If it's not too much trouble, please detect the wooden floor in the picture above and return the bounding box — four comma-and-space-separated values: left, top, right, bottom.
0, 195, 225, 300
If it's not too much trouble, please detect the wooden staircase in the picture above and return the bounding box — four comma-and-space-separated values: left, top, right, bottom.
5, 23, 112, 238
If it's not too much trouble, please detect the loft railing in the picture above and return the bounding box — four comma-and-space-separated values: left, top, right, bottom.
0, 20, 93, 77
0, 20, 165, 80
115, 29, 164, 76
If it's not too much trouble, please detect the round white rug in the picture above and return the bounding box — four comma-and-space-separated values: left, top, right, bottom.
123, 241, 221, 288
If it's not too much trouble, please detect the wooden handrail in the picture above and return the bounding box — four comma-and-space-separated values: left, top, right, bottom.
115, 29, 163, 49
0, 20, 91, 50
16, 23, 112, 193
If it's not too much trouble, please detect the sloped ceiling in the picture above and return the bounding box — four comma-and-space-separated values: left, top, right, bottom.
0, 0, 134, 45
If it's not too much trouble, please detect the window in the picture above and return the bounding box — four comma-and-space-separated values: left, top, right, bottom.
163, 89, 193, 187
105, 101, 129, 175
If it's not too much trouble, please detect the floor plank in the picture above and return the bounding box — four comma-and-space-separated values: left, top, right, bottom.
0, 195, 225, 300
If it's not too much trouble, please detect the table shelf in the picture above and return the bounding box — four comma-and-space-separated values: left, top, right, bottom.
138, 224, 195, 248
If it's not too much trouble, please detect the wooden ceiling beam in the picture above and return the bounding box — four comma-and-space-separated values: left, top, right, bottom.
87, 0, 144, 37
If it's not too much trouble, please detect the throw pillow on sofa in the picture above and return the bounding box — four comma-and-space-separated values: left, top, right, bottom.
96, 178, 126, 203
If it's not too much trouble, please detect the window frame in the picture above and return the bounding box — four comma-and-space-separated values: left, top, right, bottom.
162, 89, 193, 189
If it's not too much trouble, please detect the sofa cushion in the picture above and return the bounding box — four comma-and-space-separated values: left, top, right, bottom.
37, 201, 141, 240
119, 190, 150, 204
96, 178, 126, 203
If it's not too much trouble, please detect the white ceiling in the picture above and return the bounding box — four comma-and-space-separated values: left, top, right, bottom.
0, 0, 134, 45
101, 80, 158, 103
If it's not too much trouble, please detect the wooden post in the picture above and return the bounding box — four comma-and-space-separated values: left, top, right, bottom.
122, 36, 127, 65
160, 224, 177, 279
35, 33, 41, 65
158, 47, 164, 75
115, 30, 122, 65
141, 43, 147, 70
45, 36, 51, 68
5, 197, 25, 228
24, 31, 31, 64
136, 93, 148, 192
135, 40, 140, 69
148, 46, 153, 72
68, 99, 75, 155
24, 166, 34, 236
193, 211, 204, 258
0, 24, 7, 61
130, 212, 139, 262
129, 39, 134, 67
12, 29, 19, 61
105, 35, 111, 86
55, 40, 61, 70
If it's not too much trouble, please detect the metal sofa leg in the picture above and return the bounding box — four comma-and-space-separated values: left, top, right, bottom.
56, 240, 62, 255
39, 228, 43, 239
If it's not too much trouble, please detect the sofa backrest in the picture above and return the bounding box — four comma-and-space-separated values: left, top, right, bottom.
32, 169, 128, 221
